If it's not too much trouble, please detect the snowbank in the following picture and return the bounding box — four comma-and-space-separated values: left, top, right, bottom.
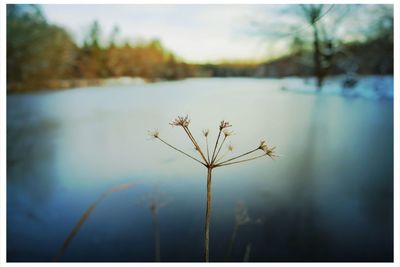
280, 75, 393, 100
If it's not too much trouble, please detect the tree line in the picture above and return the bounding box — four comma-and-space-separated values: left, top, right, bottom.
7, 4, 393, 92
7, 4, 196, 92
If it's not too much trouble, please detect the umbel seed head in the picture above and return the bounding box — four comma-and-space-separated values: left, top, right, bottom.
219, 120, 232, 130
223, 129, 233, 137
265, 146, 277, 159
258, 140, 267, 151
170, 115, 190, 127
149, 129, 160, 139
151, 116, 276, 168
258, 140, 277, 159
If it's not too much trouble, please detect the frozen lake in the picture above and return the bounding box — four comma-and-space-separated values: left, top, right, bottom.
7, 77, 393, 262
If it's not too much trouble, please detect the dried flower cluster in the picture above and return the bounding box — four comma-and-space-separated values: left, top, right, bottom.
258, 140, 277, 160
149, 129, 160, 139
149, 115, 276, 262
170, 115, 191, 127
150, 116, 276, 167
219, 120, 232, 130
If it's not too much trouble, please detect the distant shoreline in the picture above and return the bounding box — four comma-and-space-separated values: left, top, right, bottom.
7, 77, 150, 94
6, 74, 393, 95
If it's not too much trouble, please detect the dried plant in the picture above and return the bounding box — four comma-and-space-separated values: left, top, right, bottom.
149, 116, 276, 262
135, 187, 171, 262
226, 202, 254, 261
54, 182, 137, 261
243, 243, 252, 262
147, 190, 170, 262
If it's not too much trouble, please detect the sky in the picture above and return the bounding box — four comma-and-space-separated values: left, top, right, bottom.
41, 4, 289, 63
41, 4, 381, 63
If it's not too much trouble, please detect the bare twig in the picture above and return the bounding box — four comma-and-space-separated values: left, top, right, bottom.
213, 136, 227, 164
184, 126, 209, 165
216, 153, 267, 167
158, 137, 206, 166
206, 136, 210, 163
211, 129, 222, 165
215, 148, 259, 166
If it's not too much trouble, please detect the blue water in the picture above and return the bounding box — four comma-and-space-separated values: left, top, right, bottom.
7, 77, 393, 262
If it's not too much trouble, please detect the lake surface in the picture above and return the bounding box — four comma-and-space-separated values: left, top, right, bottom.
7, 77, 393, 262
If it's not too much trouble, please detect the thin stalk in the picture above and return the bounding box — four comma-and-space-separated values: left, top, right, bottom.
204, 167, 213, 262
225, 223, 239, 261
212, 136, 227, 164
243, 243, 252, 262
183, 127, 208, 165
158, 137, 206, 166
215, 148, 259, 166
216, 153, 266, 168
205, 136, 210, 163
211, 130, 222, 165
214, 150, 230, 164
151, 207, 161, 262
54, 182, 136, 262
54, 195, 105, 262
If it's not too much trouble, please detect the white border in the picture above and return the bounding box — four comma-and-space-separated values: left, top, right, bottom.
1, 0, 398, 267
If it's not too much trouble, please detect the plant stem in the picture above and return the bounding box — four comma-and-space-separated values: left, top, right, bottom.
54, 182, 136, 261
225, 223, 238, 261
212, 136, 227, 163
151, 207, 161, 262
215, 148, 259, 166
214, 150, 229, 164
243, 243, 252, 262
206, 136, 210, 163
216, 153, 266, 167
157, 137, 206, 166
183, 127, 209, 164
211, 130, 222, 165
204, 167, 213, 262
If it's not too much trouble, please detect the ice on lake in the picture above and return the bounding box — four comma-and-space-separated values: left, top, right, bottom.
7, 76, 393, 262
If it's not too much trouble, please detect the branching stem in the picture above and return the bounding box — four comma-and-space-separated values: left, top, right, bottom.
212, 136, 227, 164
206, 136, 210, 163
183, 126, 209, 165
158, 137, 206, 166
214, 150, 230, 164
216, 153, 266, 167
211, 130, 222, 165
215, 148, 259, 166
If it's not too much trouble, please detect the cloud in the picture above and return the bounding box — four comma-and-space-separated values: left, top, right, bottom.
42, 4, 277, 63
42, 4, 377, 62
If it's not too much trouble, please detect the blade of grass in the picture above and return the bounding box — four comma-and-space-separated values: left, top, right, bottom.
53, 182, 137, 261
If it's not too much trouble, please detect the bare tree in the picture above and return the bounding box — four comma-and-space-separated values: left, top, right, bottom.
299, 4, 330, 90
248, 4, 341, 90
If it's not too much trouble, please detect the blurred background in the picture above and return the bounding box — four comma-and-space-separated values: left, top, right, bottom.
7, 4, 393, 262
7, 4, 393, 91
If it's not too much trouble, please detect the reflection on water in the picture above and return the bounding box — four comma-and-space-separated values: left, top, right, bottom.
7, 78, 393, 262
